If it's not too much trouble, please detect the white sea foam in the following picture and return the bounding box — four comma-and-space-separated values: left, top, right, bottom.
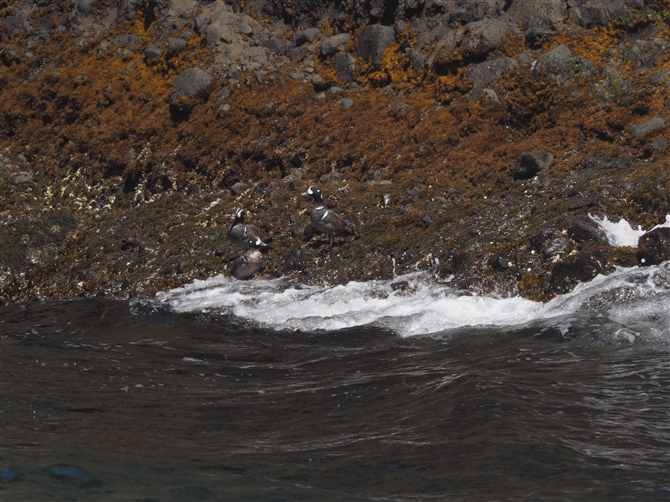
155, 262, 670, 339
590, 214, 670, 248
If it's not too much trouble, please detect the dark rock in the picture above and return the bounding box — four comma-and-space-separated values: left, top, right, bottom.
167, 38, 188, 51
416, 212, 437, 228
533, 45, 597, 87
488, 254, 510, 271
625, 38, 669, 73
509, 0, 566, 29
543, 237, 569, 260
334, 53, 356, 82
525, 27, 555, 45
341, 98, 354, 109
629, 118, 665, 138
320, 34, 352, 57
358, 25, 395, 65
186, 183, 201, 195
407, 186, 424, 202
569, 0, 635, 27
568, 215, 605, 243
550, 250, 609, 294
78, 0, 97, 13
283, 249, 306, 273
230, 182, 248, 194
406, 49, 427, 73
144, 46, 162, 59
5, 12, 30, 31
172, 68, 213, 99
468, 57, 518, 89
637, 227, 670, 266
513, 151, 554, 179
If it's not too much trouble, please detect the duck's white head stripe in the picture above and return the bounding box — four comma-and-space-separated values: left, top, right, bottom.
307, 187, 313, 195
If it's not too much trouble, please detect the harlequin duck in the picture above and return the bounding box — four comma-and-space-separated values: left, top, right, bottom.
230, 239, 264, 280
302, 185, 356, 246
228, 209, 269, 250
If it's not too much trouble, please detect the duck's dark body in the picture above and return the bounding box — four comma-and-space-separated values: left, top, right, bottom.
228, 209, 269, 250
303, 185, 356, 246
230, 248, 263, 280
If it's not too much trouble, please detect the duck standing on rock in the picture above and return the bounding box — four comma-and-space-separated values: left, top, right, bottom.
302, 185, 356, 247
228, 209, 269, 250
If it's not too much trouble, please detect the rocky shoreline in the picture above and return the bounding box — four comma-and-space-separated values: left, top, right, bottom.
1, 0, 669, 305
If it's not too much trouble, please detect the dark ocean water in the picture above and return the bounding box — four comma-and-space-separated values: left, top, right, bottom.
1, 266, 669, 501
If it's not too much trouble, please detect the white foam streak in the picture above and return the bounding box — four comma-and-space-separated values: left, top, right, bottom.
590, 214, 670, 248
155, 263, 670, 339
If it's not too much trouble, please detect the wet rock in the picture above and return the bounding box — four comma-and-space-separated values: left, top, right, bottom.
230, 249, 263, 280
525, 27, 555, 45
283, 249, 306, 273
488, 254, 511, 271
629, 118, 665, 138
334, 53, 356, 82
637, 227, 670, 266
568, 216, 605, 243
509, 0, 566, 29
468, 57, 518, 89
358, 25, 395, 65
513, 151, 554, 179
550, 250, 609, 294
320, 34, 352, 57
172, 68, 213, 99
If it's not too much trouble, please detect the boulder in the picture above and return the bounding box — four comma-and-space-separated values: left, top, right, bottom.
320, 34, 352, 57
513, 151, 554, 179
469, 88, 499, 103
568, 216, 606, 243
468, 57, 518, 89
625, 38, 669, 73
550, 250, 609, 294
172, 68, 213, 99
629, 118, 665, 138
358, 25, 395, 65
441, 17, 510, 56
568, 0, 635, 27
508, 0, 566, 29
293, 28, 321, 46
637, 227, 670, 266
533, 45, 597, 87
